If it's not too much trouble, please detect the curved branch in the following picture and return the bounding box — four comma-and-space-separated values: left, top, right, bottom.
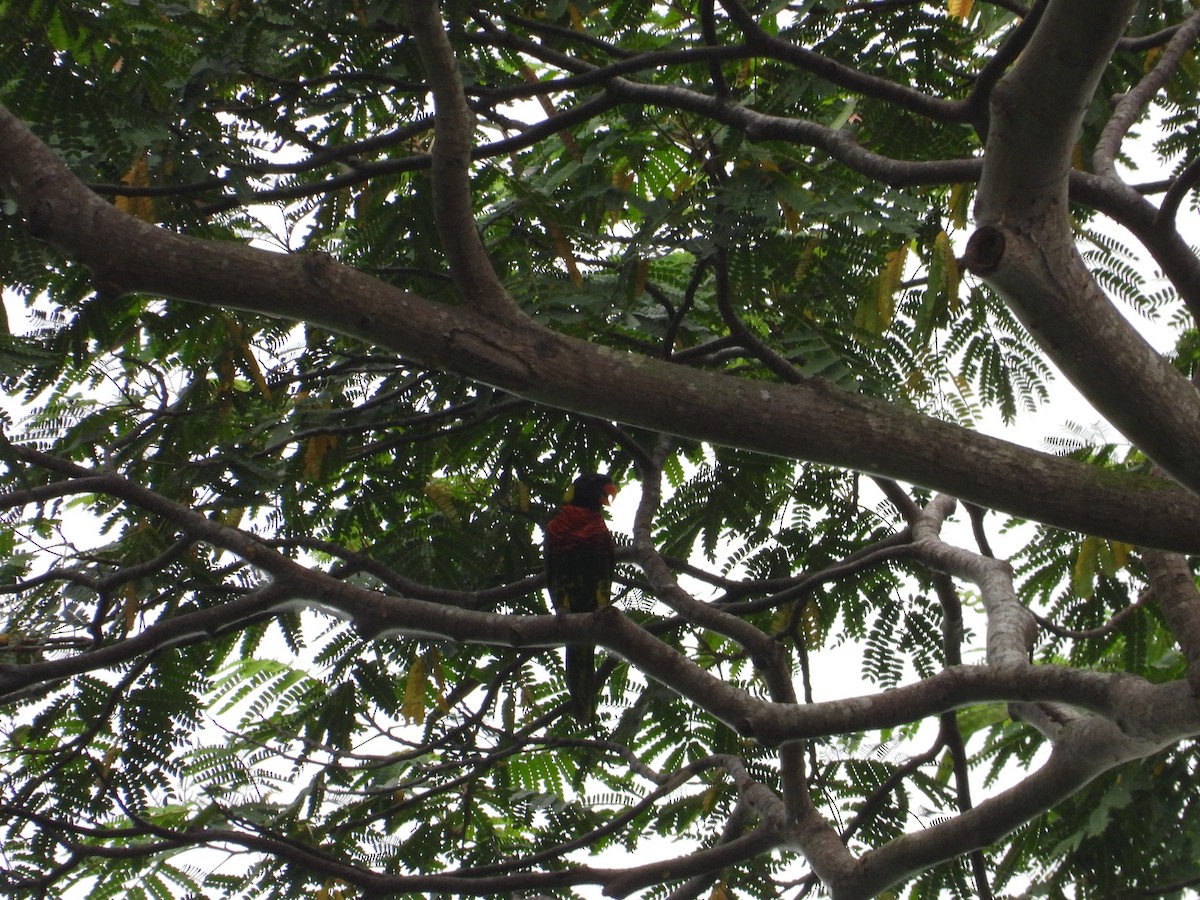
912, 495, 1076, 741
1156, 156, 1200, 231
713, 247, 806, 384
6, 453, 1197, 754
1033, 596, 1145, 641
604, 76, 983, 188
911, 496, 1035, 674
1094, 9, 1200, 179
1069, 170, 1200, 323
604, 826, 783, 897
267, 535, 543, 609
1143, 548, 1200, 696
967, 0, 1049, 137
0, 476, 116, 511
845, 715, 1170, 898
404, 0, 520, 320
0, 580, 294, 704
1119, 22, 1187, 52
718, 0, 971, 124
629, 441, 791, 679
479, 9, 980, 186
833, 728, 945, 848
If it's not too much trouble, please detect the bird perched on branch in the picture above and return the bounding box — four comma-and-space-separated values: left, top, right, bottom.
544, 472, 618, 725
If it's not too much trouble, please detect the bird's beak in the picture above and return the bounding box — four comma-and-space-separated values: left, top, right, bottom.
603, 484, 618, 505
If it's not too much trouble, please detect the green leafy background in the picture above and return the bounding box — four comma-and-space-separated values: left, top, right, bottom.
0, 0, 1197, 898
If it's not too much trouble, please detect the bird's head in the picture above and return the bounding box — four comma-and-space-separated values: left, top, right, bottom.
564, 473, 618, 510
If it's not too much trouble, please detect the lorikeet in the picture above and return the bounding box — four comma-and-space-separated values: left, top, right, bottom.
544, 473, 618, 725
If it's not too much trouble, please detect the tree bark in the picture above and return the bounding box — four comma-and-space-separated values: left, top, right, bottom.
1, 104, 1198, 551
970, 0, 1200, 494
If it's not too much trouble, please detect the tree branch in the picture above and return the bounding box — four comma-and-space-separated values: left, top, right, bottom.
719, 0, 972, 123
603, 76, 982, 188
1143, 548, 1200, 696
967, 0, 1049, 137
846, 715, 1168, 898
1156, 156, 1200, 232
2, 103, 1199, 553
1094, 9, 1200, 179
404, 0, 522, 320
1069, 170, 1200, 323
970, 0, 1200, 497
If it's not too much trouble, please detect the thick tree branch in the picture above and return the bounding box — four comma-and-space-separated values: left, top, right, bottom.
1143, 548, 1200, 696
602, 826, 783, 897
630, 445, 786, 674
7, 449, 1199, 760
910, 495, 1076, 740
968, 0, 1049, 137
970, 0, 1200, 496
2, 103, 1199, 552
911, 496, 1035, 674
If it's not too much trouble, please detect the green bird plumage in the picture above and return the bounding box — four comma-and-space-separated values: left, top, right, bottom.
544, 473, 617, 725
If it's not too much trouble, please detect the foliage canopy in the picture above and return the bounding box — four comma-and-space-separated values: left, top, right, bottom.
1, 0, 1200, 898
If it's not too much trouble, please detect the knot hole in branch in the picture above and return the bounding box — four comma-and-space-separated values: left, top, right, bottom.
964, 225, 1007, 276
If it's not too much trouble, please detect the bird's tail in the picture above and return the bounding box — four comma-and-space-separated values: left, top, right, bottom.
565, 645, 595, 725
